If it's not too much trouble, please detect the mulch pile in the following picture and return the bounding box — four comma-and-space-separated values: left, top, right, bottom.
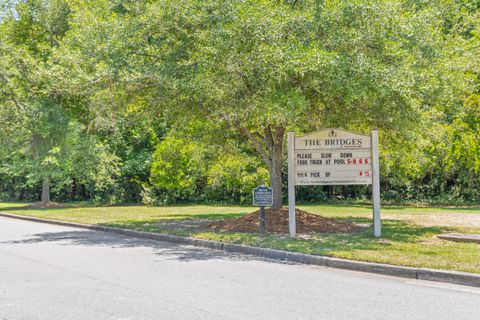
208, 208, 365, 234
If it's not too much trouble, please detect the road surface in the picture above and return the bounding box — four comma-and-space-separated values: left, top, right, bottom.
1, 216, 479, 320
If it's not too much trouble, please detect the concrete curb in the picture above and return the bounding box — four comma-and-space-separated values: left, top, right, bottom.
437, 233, 480, 244
2, 211, 480, 288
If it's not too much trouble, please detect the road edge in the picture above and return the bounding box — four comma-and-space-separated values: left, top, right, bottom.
1, 211, 479, 288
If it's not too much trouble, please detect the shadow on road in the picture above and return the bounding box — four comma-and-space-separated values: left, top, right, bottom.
1, 229, 281, 264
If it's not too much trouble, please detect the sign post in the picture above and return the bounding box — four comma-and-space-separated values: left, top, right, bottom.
259, 206, 266, 235
287, 128, 381, 237
287, 132, 296, 237
371, 129, 381, 237
253, 183, 273, 236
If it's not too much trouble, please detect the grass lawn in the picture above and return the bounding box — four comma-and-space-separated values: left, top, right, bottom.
1, 202, 480, 274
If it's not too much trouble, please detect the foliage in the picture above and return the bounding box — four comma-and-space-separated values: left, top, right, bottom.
206, 153, 269, 204
0, 0, 479, 204
149, 125, 269, 204
150, 135, 207, 201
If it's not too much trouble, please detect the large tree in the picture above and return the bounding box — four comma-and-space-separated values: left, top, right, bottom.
129, 0, 475, 208
0, 0, 71, 204
50, 0, 478, 208
0, 0, 81, 204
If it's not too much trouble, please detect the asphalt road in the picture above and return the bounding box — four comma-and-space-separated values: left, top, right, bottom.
1, 217, 480, 320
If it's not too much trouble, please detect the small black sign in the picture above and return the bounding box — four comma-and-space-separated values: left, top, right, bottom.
253, 185, 273, 207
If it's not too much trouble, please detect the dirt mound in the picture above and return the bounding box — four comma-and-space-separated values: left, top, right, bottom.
29, 202, 65, 209
208, 208, 365, 234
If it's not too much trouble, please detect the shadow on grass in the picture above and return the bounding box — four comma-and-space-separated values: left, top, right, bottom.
0, 203, 89, 212
97, 215, 454, 258
299, 203, 480, 211
299, 203, 413, 210
330, 216, 449, 241
266, 217, 453, 257
99, 213, 244, 236
0, 205, 32, 211
152, 213, 244, 220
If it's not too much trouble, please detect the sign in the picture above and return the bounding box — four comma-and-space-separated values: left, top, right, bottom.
253, 185, 273, 207
294, 129, 372, 185
287, 129, 381, 238
253, 184, 272, 235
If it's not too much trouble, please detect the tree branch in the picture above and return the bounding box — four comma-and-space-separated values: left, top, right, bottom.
130, 51, 163, 63
237, 124, 272, 169
264, 126, 274, 151
273, 126, 285, 149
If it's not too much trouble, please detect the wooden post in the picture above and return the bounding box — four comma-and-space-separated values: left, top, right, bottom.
259, 206, 266, 235
371, 129, 381, 237
287, 132, 296, 237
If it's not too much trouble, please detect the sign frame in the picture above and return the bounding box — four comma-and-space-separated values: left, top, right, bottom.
287, 129, 381, 237
253, 185, 273, 207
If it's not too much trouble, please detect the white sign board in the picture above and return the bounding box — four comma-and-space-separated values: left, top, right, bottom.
287, 129, 381, 237
294, 129, 372, 185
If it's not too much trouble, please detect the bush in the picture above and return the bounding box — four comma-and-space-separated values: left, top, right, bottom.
148, 133, 269, 204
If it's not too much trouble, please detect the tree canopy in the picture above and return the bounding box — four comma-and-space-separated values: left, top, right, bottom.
1, 0, 479, 205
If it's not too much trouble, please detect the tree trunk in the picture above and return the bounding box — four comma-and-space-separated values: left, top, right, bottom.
41, 178, 51, 204
237, 124, 285, 211
269, 146, 284, 210
71, 178, 77, 201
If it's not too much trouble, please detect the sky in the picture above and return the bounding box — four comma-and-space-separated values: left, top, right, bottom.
0, 0, 19, 21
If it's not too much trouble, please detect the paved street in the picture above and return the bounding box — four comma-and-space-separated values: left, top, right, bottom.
1, 217, 479, 320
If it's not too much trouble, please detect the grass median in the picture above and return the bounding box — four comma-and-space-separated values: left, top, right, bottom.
1, 202, 479, 274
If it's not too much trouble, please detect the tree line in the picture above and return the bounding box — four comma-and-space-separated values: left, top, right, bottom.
0, 0, 479, 207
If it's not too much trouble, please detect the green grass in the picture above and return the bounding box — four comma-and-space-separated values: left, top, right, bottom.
0, 202, 249, 224
1, 202, 480, 274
